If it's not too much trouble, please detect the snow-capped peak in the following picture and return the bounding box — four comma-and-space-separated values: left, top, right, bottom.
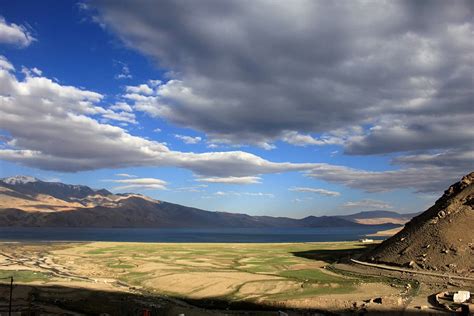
1, 175, 40, 185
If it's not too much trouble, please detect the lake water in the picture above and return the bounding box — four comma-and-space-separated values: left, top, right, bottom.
0, 226, 389, 243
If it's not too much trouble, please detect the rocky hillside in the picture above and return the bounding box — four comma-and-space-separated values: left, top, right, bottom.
0, 176, 402, 229
365, 172, 474, 276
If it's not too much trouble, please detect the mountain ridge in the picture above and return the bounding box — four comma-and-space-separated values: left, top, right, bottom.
0, 176, 409, 229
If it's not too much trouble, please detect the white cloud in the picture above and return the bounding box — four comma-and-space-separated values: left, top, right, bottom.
0, 56, 319, 179
126, 83, 154, 95
115, 173, 137, 178
174, 134, 202, 144
30, 67, 42, 76
114, 61, 132, 79
289, 187, 340, 197
0, 55, 468, 194
0, 55, 14, 71
110, 102, 133, 112
116, 73, 131, 79
343, 199, 393, 210
112, 178, 167, 185
196, 176, 262, 185
214, 191, 274, 198
106, 177, 168, 190
0, 17, 35, 47
101, 110, 137, 124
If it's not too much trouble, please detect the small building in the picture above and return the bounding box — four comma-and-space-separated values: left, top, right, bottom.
453, 291, 470, 303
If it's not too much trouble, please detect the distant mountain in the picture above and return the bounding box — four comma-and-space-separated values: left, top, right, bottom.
0, 176, 403, 229
339, 210, 420, 225
1, 176, 112, 201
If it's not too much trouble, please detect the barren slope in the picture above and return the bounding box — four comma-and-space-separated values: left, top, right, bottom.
365, 172, 474, 276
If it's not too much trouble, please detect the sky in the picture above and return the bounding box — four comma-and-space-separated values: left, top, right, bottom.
0, 0, 472, 218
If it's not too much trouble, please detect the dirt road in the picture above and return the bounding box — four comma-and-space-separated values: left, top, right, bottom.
350, 259, 474, 282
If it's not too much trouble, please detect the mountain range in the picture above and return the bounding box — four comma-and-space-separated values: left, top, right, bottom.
0, 176, 410, 229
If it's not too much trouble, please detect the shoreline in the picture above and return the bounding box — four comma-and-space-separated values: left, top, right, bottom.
0, 226, 393, 243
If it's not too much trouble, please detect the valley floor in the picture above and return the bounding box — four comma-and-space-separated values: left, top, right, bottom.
0, 241, 470, 315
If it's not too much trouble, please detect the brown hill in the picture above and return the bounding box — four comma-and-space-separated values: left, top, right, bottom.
365, 172, 474, 276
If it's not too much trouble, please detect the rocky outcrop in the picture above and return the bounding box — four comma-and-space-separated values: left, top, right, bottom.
365, 172, 474, 276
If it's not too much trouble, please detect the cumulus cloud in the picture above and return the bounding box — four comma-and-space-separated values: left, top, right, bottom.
196, 176, 262, 185
110, 102, 133, 112
343, 199, 393, 210
174, 134, 202, 144
289, 187, 340, 197
0, 56, 318, 179
106, 177, 168, 191
0, 56, 469, 194
126, 83, 154, 95
0, 17, 35, 47
90, 0, 473, 157
0, 55, 14, 71
101, 110, 137, 124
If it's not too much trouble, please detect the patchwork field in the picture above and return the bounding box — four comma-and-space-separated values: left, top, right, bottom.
0, 241, 410, 313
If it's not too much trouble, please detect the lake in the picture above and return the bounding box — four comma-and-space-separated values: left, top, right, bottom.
0, 226, 389, 243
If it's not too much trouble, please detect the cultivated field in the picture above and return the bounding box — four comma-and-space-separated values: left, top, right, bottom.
0, 241, 414, 313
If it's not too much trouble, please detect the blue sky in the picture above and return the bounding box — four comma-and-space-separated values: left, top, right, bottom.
0, 1, 471, 217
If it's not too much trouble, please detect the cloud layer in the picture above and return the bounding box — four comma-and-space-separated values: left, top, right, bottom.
343, 199, 393, 210
196, 176, 262, 185
1, 0, 472, 199
106, 177, 168, 191
289, 187, 340, 197
92, 0, 473, 158
0, 55, 468, 194
0, 56, 318, 180
306, 164, 465, 193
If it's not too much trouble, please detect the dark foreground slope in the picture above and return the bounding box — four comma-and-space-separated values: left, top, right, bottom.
365, 172, 474, 276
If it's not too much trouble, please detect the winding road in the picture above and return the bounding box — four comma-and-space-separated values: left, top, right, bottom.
350, 259, 474, 282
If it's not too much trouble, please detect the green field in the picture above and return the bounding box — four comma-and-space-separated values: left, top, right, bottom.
0, 241, 404, 310
50, 242, 396, 302
0, 270, 51, 283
